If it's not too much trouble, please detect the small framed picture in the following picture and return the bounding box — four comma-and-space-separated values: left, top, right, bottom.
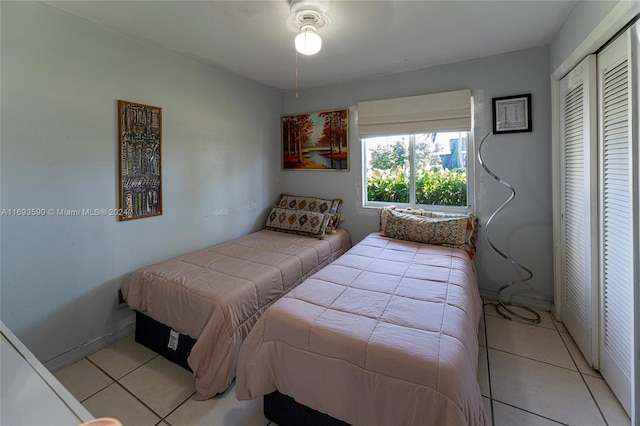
492, 94, 532, 134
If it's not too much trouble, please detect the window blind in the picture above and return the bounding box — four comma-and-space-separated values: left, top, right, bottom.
356, 89, 471, 137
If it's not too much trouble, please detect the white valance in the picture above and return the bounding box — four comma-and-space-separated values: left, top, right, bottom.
357, 89, 471, 137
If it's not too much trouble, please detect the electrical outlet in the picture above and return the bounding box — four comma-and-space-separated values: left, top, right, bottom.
117, 289, 126, 305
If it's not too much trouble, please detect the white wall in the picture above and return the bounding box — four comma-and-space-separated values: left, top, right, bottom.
549, 1, 618, 73
0, 2, 281, 367
280, 46, 554, 308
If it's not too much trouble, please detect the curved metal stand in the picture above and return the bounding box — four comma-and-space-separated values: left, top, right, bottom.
478, 132, 540, 324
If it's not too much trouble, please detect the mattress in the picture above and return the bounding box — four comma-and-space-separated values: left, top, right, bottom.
236, 232, 488, 426
121, 228, 351, 399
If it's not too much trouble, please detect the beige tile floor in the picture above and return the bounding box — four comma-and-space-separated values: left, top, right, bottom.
53, 301, 631, 426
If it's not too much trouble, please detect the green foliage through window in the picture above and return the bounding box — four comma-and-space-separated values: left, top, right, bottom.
367, 167, 467, 206
364, 132, 468, 207
415, 168, 467, 205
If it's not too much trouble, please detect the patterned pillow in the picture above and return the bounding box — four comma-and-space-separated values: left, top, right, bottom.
277, 194, 344, 232
265, 207, 331, 239
277, 194, 342, 214
380, 206, 479, 258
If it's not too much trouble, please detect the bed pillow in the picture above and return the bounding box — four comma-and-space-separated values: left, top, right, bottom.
277, 194, 344, 233
277, 194, 342, 214
265, 207, 331, 239
380, 206, 479, 258
380, 206, 473, 229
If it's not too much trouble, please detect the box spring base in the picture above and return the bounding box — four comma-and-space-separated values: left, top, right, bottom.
135, 311, 196, 372
264, 390, 350, 426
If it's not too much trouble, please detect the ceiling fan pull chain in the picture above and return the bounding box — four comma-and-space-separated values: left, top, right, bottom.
295, 51, 299, 98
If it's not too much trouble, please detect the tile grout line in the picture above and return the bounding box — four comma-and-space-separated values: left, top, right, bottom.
481, 302, 495, 425
484, 304, 602, 425
487, 343, 587, 375
555, 329, 610, 425
72, 366, 114, 405
86, 353, 193, 423
490, 399, 571, 426
485, 318, 569, 425
85, 356, 162, 420
556, 331, 605, 379
483, 310, 588, 375
91, 346, 273, 425
159, 387, 198, 425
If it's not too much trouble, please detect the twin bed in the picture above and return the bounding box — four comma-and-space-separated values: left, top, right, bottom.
122, 198, 487, 425
121, 194, 350, 399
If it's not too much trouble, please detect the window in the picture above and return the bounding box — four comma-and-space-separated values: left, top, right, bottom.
356, 89, 473, 212
363, 131, 470, 211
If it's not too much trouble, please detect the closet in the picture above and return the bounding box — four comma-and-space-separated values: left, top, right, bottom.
556, 21, 638, 420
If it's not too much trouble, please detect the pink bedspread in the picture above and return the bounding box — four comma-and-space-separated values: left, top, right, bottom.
236, 233, 487, 425
122, 228, 351, 400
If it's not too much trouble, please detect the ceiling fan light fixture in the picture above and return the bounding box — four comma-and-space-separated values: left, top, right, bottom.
295, 21, 322, 55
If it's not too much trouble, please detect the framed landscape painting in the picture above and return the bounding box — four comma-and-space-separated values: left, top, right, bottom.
118, 100, 162, 221
282, 108, 349, 170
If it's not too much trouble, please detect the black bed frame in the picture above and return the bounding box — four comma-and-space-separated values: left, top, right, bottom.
264, 390, 351, 426
134, 311, 196, 372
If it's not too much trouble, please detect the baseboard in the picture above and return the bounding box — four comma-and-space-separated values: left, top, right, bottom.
45, 319, 135, 372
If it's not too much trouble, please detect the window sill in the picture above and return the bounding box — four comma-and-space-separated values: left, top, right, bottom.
362, 203, 472, 214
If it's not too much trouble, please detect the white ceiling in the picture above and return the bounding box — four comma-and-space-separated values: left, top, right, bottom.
44, 0, 577, 92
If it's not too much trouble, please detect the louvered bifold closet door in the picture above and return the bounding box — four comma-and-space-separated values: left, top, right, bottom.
559, 55, 598, 367
597, 28, 635, 417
